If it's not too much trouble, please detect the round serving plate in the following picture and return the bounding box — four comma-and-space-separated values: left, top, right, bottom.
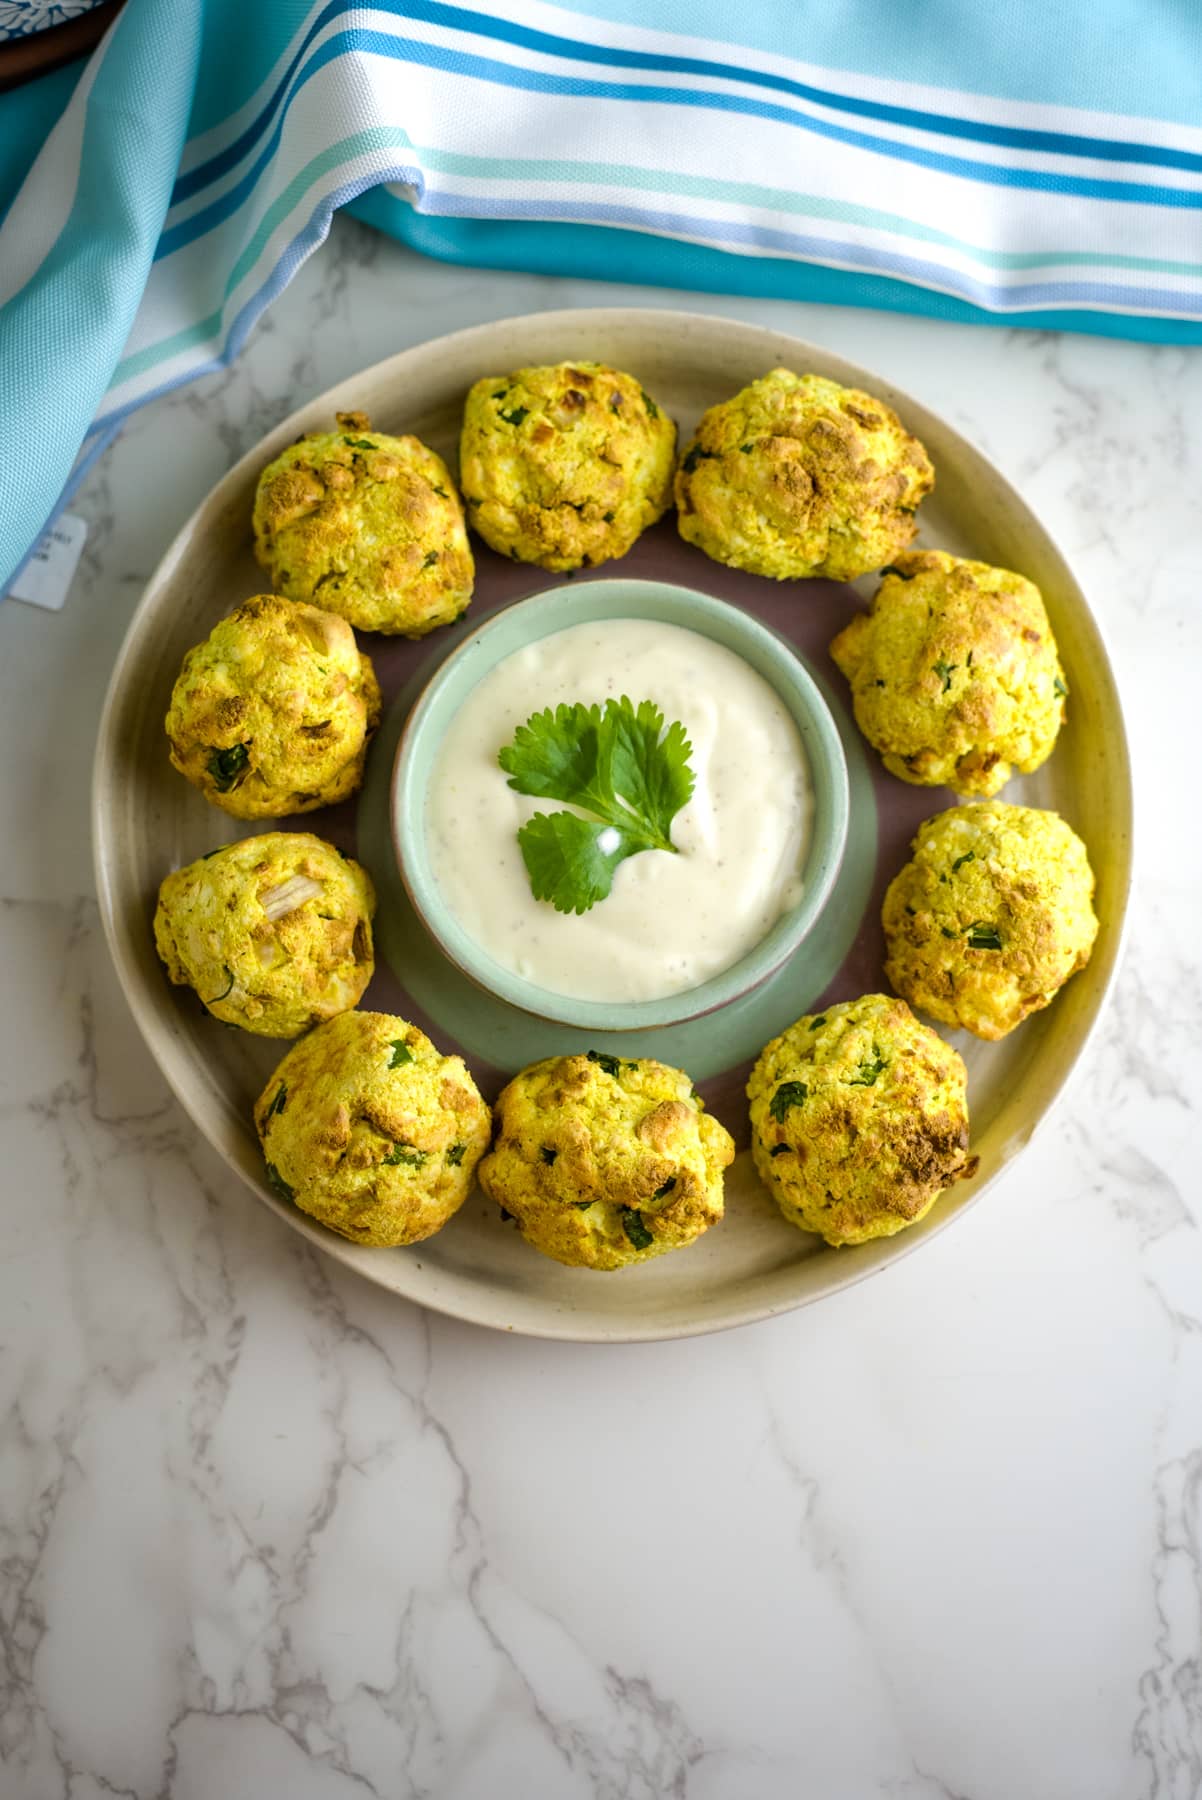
93, 308, 1132, 1342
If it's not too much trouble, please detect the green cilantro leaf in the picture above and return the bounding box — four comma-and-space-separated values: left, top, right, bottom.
499, 697, 695, 915
388, 1038, 413, 1068
341, 436, 377, 451
205, 965, 235, 1005
264, 1162, 295, 1203
809, 1015, 827, 1030
652, 1178, 676, 1199
638, 387, 659, 419
769, 1081, 809, 1123
499, 404, 529, 427
383, 1144, 428, 1167
447, 1143, 467, 1167
966, 923, 1003, 951
586, 1049, 625, 1077
1053, 675, 1068, 699
933, 659, 958, 694
265, 1083, 288, 1120
207, 743, 250, 792
952, 852, 975, 872
622, 1207, 654, 1250
681, 444, 716, 475
848, 1053, 887, 1087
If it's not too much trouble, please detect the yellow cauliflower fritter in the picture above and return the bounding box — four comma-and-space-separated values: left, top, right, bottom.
748, 994, 975, 1247
165, 595, 380, 819
477, 1051, 734, 1270
253, 410, 474, 636
830, 549, 1067, 797
459, 362, 676, 571
675, 368, 934, 581
254, 1011, 491, 1247
154, 832, 375, 1038
882, 803, 1099, 1040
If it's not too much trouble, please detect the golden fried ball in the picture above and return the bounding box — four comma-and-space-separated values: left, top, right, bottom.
830, 550, 1067, 797
747, 993, 975, 1247
165, 595, 380, 819
675, 368, 934, 581
154, 832, 375, 1037
253, 1011, 491, 1247
458, 362, 676, 571
252, 410, 474, 636
476, 1051, 734, 1270
882, 803, 1099, 1040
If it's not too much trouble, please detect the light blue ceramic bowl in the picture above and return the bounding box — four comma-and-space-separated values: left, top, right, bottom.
392, 578, 849, 1032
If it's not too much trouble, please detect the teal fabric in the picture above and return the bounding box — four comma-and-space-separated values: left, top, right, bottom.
539, 0, 1202, 125
350, 187, 1202, 346
4, 0, 1202, 598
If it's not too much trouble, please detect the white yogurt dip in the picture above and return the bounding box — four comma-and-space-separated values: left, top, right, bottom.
424, 618, 811, 1002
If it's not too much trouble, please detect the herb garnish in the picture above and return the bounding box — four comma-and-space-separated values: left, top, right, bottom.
586, 1050, 624, 1078
652, 1178, 676, 1199
952, 852, 975, 872
264, 1162, 295, 1203
966, 923, 1003, 951
265, 1083, 288, 1120
341, 436, 377, 451
499, 698, 695, 915
639, 388, 659, 419
388, 1038, 413, 1068
1053, 676, 1068, 699
205, 965, 235, 1005
622, 1207, 654, 1250
848, 1053, 886, 1087
809, 1015, 827, 1030
447, 1143, 467, 1166
499, 404, 529, 427
423, 551, 439, 568
681, 445, 715, 475
383, 1144, 428, 1167
207, 743, 250, 792
933, 659, 958, 694
769, 1081, 809, 1122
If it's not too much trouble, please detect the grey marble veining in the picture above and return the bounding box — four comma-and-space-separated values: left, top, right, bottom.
1, 216, 1200, 1799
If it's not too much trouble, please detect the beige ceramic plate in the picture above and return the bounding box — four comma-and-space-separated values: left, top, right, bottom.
93, 309, 1131, 1342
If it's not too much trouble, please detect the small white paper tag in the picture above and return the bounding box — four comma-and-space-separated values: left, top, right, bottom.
7, 513, 87, 612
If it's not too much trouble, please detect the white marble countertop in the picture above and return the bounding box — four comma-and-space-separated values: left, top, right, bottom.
2, 219, 1198, 1800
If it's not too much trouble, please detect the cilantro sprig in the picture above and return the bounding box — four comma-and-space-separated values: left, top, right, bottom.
498, 697, 694, 915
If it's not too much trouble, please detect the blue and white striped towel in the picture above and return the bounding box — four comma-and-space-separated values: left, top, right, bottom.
4, 0, 1202, 594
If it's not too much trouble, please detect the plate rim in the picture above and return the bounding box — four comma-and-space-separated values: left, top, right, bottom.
91, 304, 1134, 1343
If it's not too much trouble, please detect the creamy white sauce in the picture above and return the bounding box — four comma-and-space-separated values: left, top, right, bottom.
424, 618, 811, 1002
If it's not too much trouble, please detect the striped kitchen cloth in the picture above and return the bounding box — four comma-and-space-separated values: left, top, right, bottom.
4, 0, 1202, 595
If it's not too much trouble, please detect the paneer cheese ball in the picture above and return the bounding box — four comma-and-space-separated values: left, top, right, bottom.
458, 362, 676, 571
252, 410, 474, 636
830, 549, 1067, 797
476, 1051, 735, 1270
748, 994, 975, 1247
153, 832, 376, 1038
882, 803, 1099, 1041
165, 595, 380, 819
675, 368, 934, 581
254, 1011, 491, 1247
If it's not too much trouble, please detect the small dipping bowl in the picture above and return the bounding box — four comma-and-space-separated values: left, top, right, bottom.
392, 578, 849, 1031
